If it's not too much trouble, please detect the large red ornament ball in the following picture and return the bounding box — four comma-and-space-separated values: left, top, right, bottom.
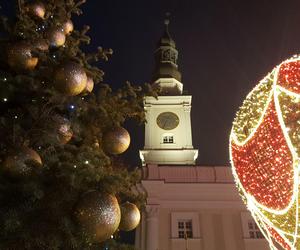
230, 55, 300, 250
74, 191, 121, 243
103, 127, 131, 155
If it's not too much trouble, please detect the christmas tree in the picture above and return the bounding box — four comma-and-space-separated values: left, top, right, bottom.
0, 1, 154, 249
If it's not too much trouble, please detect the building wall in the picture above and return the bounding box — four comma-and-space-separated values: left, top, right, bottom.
135, 165, 274, 250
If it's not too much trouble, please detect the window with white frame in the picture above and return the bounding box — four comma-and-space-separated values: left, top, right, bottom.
247, 220, 264, 239
171, 212, 200, 239
178, 220, 193, 238
241, 212, 264, 239
163, 135, 174, 143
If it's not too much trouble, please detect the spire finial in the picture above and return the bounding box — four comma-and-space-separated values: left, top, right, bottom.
164, 12, 170, 30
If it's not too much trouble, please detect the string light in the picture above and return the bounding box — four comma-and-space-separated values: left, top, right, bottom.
230, 55, 300, 250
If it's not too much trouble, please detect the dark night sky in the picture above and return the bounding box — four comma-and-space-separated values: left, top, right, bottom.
2, 0, 300, 166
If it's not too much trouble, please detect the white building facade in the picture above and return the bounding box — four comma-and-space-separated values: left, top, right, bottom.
135, 18, 273, 250
135, 165, 270, 250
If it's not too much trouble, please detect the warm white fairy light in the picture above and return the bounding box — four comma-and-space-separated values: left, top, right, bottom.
230, 55, 300, 250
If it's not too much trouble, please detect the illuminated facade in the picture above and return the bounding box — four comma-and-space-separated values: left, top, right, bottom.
135, 18, 274, 250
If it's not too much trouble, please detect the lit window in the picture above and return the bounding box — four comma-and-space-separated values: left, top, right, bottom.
177, 220, 193, 239
163, 135, 174, 143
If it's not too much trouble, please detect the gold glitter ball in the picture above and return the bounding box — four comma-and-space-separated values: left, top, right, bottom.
103, 127, 131, 155
7, 42, 38, 71
52, 115, 73, 144
27, 1, 46, 19
3, 146, 42, 177
62, 19, 74, 35
47, 27, 66, 47
54, 62, 87, 96
119, 202, 141, 231
75, 191, 121, 243
34, 39, 49, 51
82, 77, 94, 95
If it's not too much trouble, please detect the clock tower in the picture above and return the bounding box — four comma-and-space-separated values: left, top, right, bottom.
139, 17, 198, 166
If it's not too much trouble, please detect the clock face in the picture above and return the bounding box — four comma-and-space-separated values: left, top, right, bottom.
156, 112, 179, 130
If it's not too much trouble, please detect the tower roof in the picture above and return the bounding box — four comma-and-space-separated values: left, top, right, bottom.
157, 18, 176, 48
152, 14, 182, 88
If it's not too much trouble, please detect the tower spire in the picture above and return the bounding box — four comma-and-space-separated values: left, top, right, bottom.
152, 14, 182, 95
164, 12, 171, 37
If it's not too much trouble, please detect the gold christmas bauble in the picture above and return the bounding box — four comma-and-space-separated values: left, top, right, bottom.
103, 127, 130, 155
62, 19, 74, 35
75, 191, 121, 243
27, 1, 46, 19
34, 39, 49, 51
82, 77, 94, 95
7, 42, 38, 71
119, 202, 141, 231
3, 146, 42, 177
54, 62, 87, 96
58, 123, 73, 144
53, 115, 73, 144
47, 27, 66, 47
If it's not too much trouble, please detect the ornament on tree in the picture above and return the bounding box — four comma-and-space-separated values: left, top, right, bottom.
53, 115, 73, 144
82, 77, 94, 95
54, 62, 87, 96
230, 55, 300, 250
62, 19, 74, 35
7, 42, 38, 71
34, 39, 49, 51
119, 202, 141, 231
46, 27, 66, 47
3, 146, 42, 177
103, 127, 130, 155
26, 1, 46, 19
74, 191, 121, 243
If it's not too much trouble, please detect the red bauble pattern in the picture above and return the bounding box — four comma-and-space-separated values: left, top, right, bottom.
278, 60, 300, 94
230, 56, 300, 250
267, 226, 291, 250
231, 100, 294, 210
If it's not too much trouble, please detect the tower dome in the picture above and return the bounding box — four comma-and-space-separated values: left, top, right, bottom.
152, 15, 182, 94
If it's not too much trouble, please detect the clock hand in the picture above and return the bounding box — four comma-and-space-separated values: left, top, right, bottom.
163, 120, 167, 128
